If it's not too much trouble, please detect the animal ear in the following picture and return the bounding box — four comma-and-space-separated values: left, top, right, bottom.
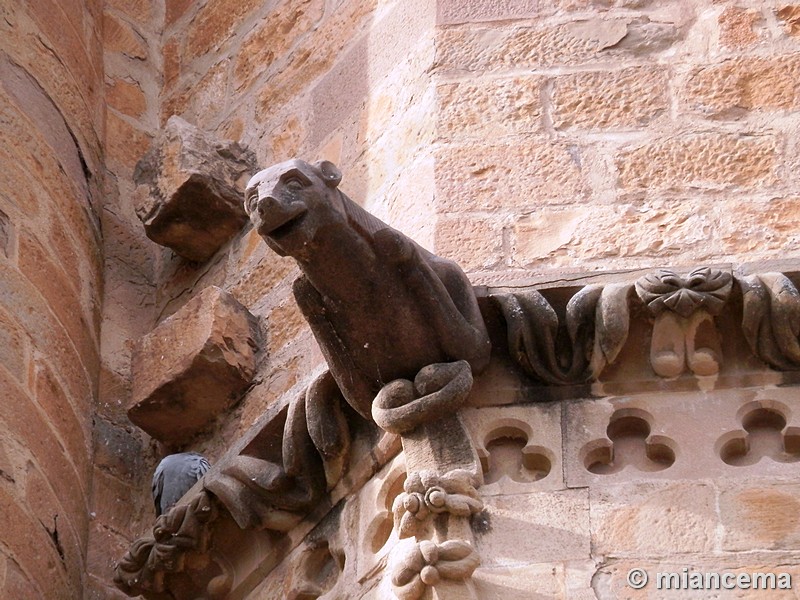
315, 160, 342, 188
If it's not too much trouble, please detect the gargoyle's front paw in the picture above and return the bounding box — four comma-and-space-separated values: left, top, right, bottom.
373, 228, 415, 265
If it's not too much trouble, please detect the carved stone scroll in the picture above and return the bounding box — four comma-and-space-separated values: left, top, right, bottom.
493, 283, 632, 384
636, 267, 732, 377
739, 272, 800, 370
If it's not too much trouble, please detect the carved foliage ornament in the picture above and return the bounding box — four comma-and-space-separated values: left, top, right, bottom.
635, 267, 733, 317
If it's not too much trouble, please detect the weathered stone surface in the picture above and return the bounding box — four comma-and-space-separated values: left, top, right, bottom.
255, 0, 378, 117
591, 482, 716, 556
718, 6, 762, 49
105, 78, 146, 118
128, 286, 258, 443
778, 5, 800, 37
435, 215, 504, 271
681, 56, 800, 119
617, 134, 778, 191
105, 111, 151, 170
234, 0, 324, 91
103, 12, 147, 59
552, 67, 668, 130
475, 489, 590, 566
437, 76, 543, 139
184, 0, 263, 62
720, 484, 800, 551
435, 141, 588, 212
437, 0, 538, 25
473, 564, 564, 599
434, 19, 680, 74
134, 116, 256, 262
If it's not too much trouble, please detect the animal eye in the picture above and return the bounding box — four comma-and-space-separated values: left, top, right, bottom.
283, 176, 307, 191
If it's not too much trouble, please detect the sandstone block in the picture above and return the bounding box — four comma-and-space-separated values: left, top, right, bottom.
134, 116, 256, 262
105, 78, 146, 118
255, 0, 378, 117
475, 489, 590, 566
128, 286, 259, 443
165, 0, 195, 27
34, 362, 91, 485
552, 67, 668, 130
718, 6, 762, 49
103, 12, 147, 59
234, 0, 324, 92
681, 56, 800, 119
590, 481, 716, 556
184, 0, 263, 62
105, 112, 151, 171
719, 484, 800, 551
617, 134, 778, 191
437, 75, 543, 139
163, 36, 180, 88
474, 564, 565, 599
778, 5, 800, 37
105, 0, 151, 24
435, 141, 588, 212
434, 215, 504, 271
437, 0, 538, 25
92, 419, 146, 481
265, 297, 310, 356
434, 19, 679, 74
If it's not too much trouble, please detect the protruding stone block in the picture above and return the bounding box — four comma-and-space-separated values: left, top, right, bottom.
134, 115, 257, 262
129, 286, 258, 444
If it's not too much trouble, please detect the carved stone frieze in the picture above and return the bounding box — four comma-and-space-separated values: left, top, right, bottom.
493, 283, 632, 384
635, 267, 733, 318
391, 539, 481, 600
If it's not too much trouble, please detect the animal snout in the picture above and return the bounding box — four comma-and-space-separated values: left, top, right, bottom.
253, 194, 278, 218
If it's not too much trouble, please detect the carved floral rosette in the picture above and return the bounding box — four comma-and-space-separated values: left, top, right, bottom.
635, 267, 733, 317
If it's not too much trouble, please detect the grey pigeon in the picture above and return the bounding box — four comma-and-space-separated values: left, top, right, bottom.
152, 452, 211, 516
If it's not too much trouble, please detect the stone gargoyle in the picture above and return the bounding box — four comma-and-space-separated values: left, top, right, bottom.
204, 159, 491, 529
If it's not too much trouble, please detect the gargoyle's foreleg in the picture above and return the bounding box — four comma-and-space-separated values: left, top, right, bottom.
293, 275, 378, 419
372, 229, 491, 372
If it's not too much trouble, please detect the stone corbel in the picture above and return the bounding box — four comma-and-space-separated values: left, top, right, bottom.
373, 361, 483, 600
635, 267, 733, 378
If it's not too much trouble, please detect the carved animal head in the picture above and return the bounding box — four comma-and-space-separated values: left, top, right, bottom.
244, 159, 345, 259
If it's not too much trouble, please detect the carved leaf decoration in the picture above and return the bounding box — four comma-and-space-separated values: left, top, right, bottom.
494, 285, 632, 384
494, 290, 576, 384
635, 267, 732, 317
589, 283, 633, 377
740, 273, 800, 370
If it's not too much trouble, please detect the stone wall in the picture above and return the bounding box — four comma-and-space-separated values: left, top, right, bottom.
76, 0, 800, 597
0, 0, 105, 597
